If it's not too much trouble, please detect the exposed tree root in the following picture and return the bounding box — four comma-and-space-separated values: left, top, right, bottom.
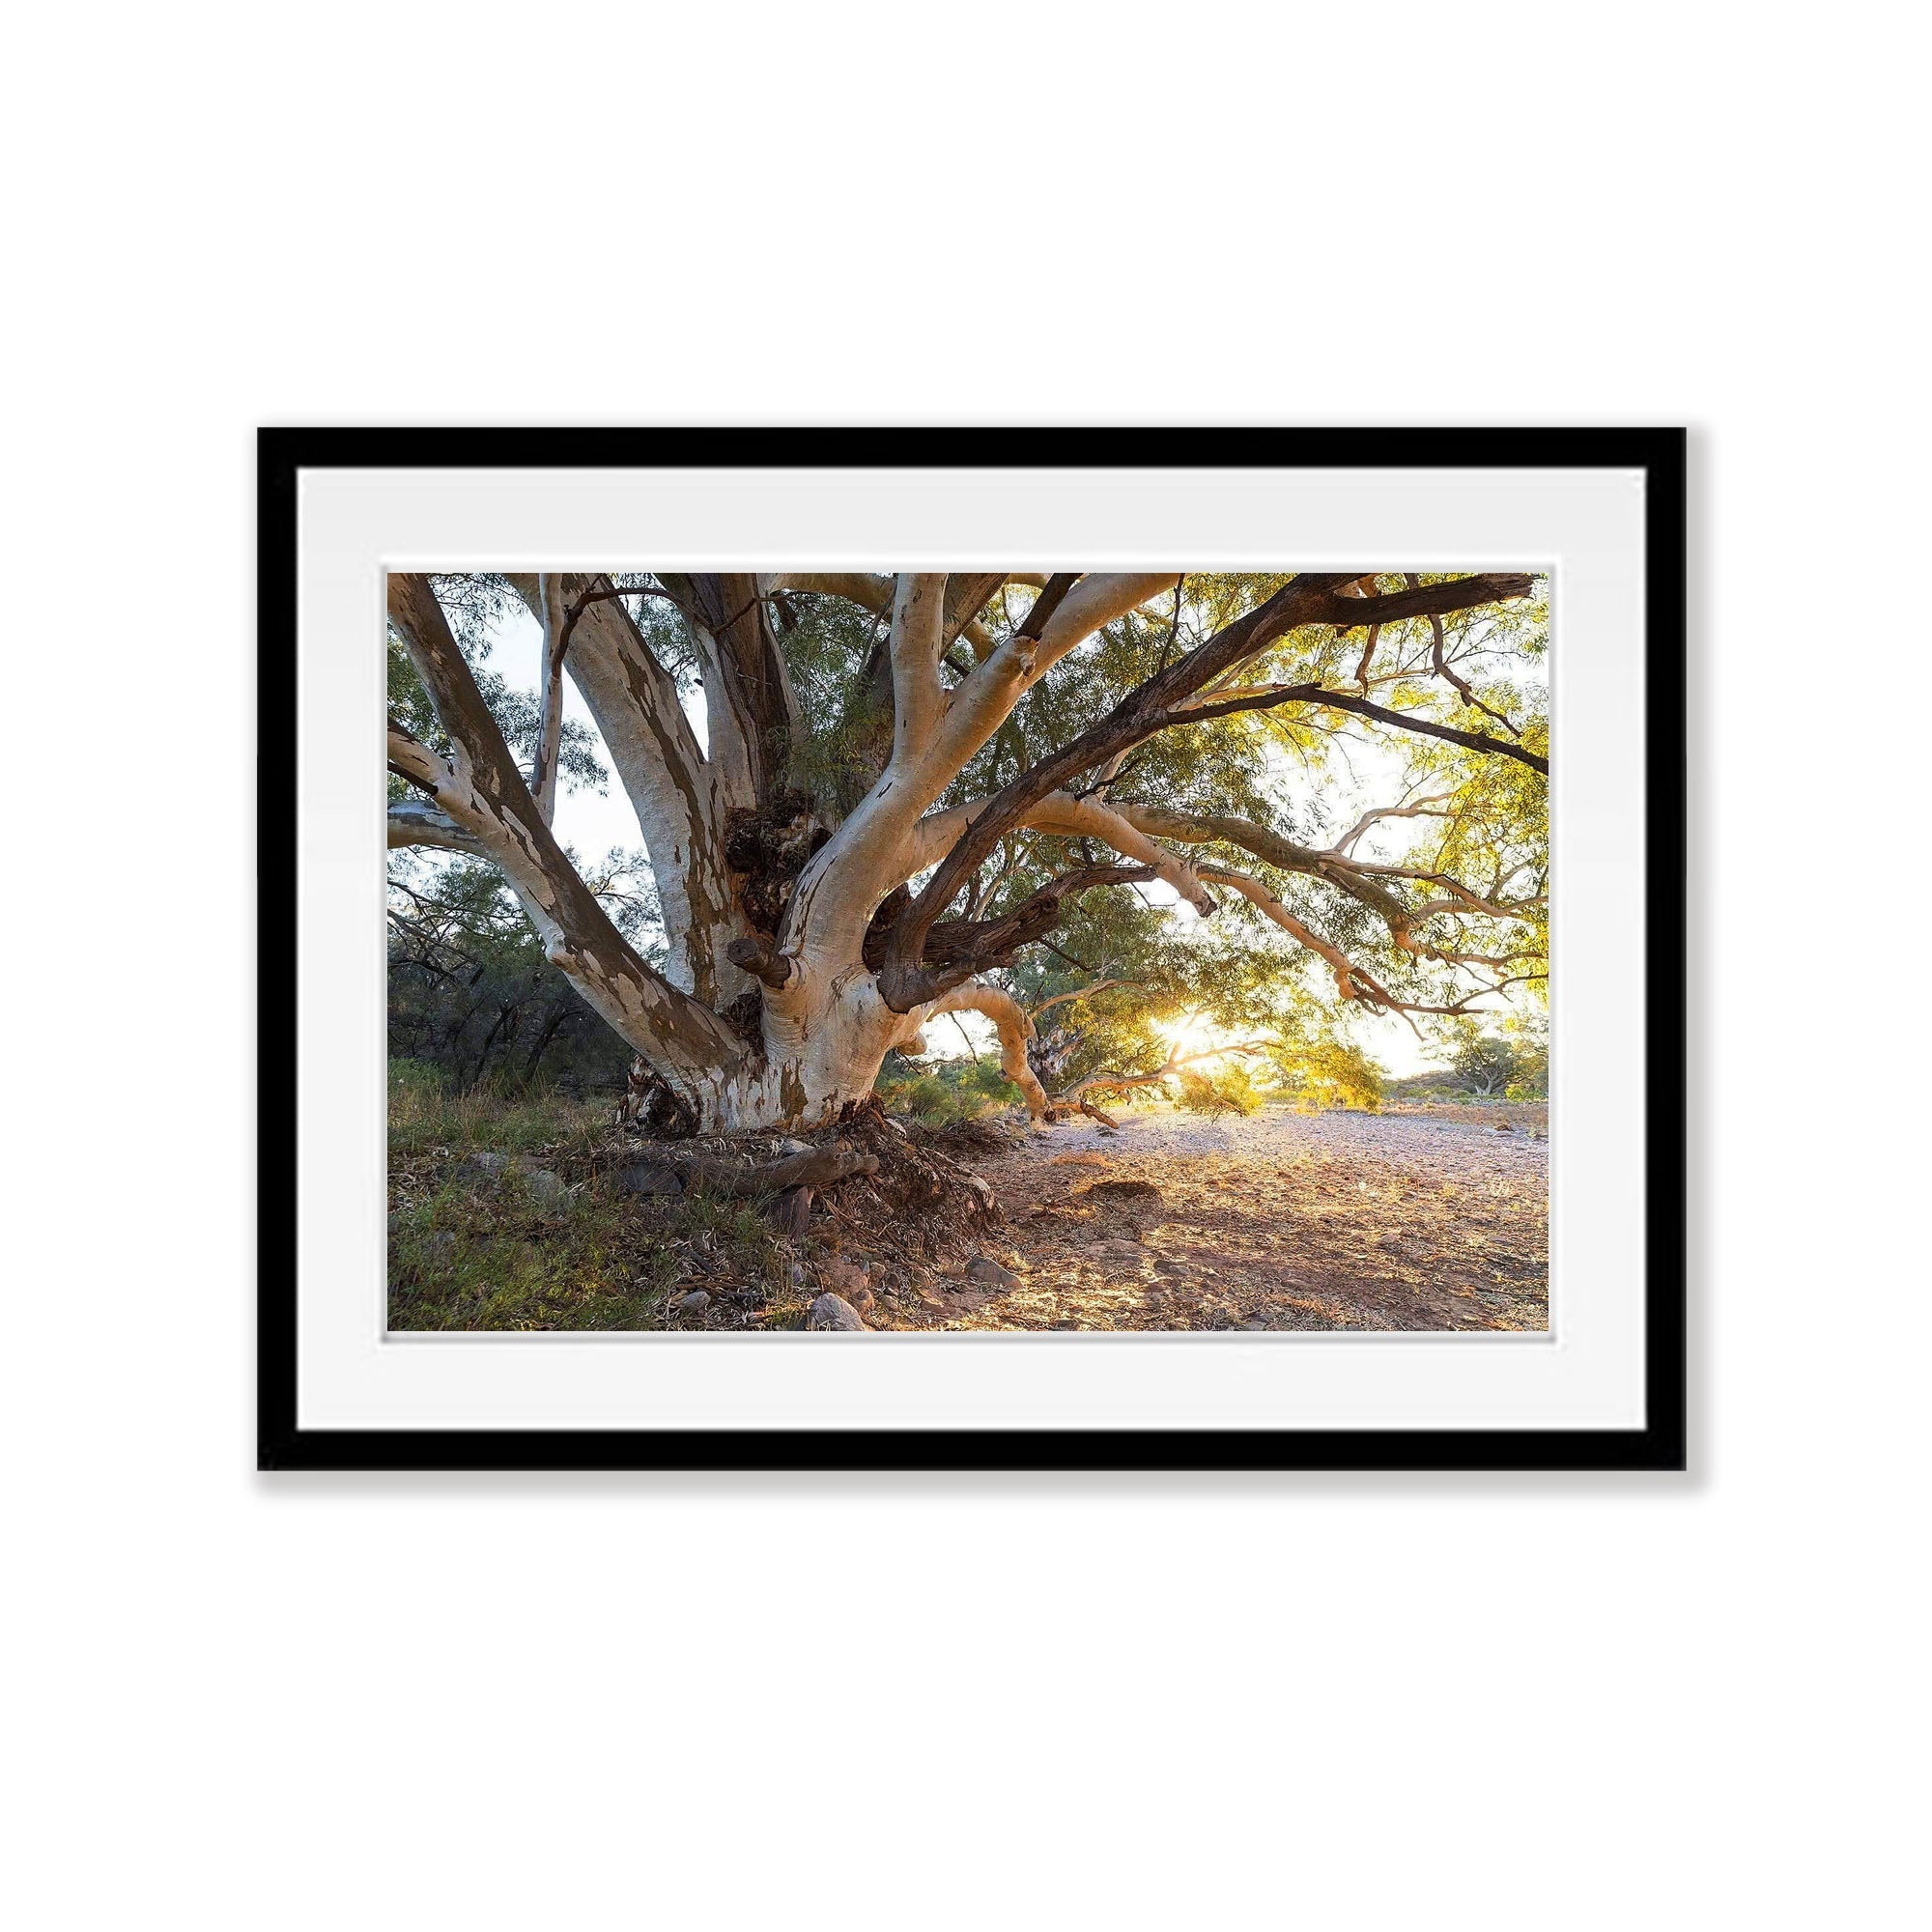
664, 1146, 881, 1196
610, 1093, 1003, 1255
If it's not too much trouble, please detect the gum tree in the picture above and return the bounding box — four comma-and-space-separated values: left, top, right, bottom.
387, 569, 1547, 1132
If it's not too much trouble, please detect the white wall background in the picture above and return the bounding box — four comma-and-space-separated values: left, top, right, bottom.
3, 5, 1923, 1928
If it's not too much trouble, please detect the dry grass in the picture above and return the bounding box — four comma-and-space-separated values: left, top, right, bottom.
387, 1069, 1548, 1335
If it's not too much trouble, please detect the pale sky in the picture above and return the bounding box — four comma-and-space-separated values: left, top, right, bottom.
458, 589, 1543, 1080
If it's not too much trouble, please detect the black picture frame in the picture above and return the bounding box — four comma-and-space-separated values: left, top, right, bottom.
259, 427, 1686, 1473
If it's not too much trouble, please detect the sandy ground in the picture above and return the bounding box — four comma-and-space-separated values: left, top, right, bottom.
950, 1106, 1548, 1331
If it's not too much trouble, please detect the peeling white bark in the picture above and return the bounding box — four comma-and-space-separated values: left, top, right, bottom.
505, 575, 745, 1005
784, 573, 1184, 985
386, 797, 481, 856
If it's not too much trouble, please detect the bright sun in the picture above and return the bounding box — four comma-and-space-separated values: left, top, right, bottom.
1153, 1010, 1216, 1057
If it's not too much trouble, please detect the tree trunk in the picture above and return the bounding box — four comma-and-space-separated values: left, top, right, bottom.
670, 970, 980, 1131
389, 569, 1544, 1136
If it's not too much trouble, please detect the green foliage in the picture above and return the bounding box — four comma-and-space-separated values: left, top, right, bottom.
387, 853, 657, 1094
874, 1053, 1023, 1125
387, 605, 608, 804
1177, 1064, 1264, 1115
1267, 1036, 1385, 1111
1417, 1016, 1548, 1100
1499, 1011, 1549, 1099
1439, 1020, 1519, 1098
774, 592, 894, 818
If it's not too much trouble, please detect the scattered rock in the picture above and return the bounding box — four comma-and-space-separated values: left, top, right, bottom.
818, 1258, 872, 1299
964, 1255, 1021, 1294
675, 1290, 712, 1317
526, 1168, 568, 1204
807, 1293, 867, 1331
616, 1161, 684, 1198
457, 1150, 531, 1191
815, 1270, 877, 1316
916, 1278, 994, 1318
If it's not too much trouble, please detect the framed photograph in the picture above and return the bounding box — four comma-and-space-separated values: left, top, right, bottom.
260, 427, 1685, 1471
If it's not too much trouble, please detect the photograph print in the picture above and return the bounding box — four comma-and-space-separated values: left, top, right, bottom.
386, 567, 1550, 1337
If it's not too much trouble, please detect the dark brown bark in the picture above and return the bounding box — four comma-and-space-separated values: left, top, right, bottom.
1182, 684, 1548, 774
724, 935, 796, 990
941, 574, 1009, 650
659, 573, 794, 802
1013, 572, 1082, 641
868, 865, 1156, 1005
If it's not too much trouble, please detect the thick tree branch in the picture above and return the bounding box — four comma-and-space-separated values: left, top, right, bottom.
887, 573, 949, 763
386, 794, 483, 856
907, 791, 1215, 914
656, 573, 796, 807
387, 574, 749, 1084
528, 573, 569, 822
923, 980, 1051, 1116
880, 574, 1536, 1004
868, 865, 1156, 1005
1012, 572, 1081, 643
504, 573, 742, 1003
768, 571, 1008, 662
724, 934, 796, 991
941, 574, 1009, 656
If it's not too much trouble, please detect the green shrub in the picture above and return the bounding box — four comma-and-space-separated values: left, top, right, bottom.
1176, 1065, 1264, 1115
875, 1056, 1024, 1125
